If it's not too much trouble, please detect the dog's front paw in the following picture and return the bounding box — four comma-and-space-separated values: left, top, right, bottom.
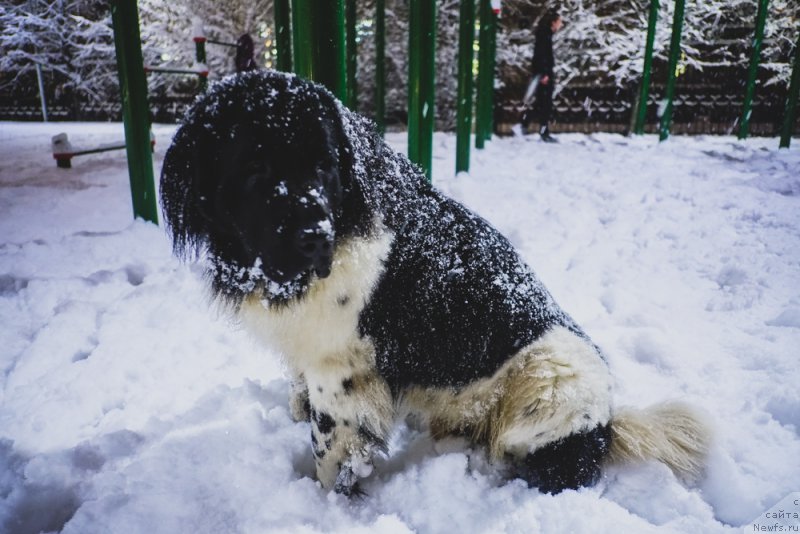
334, 458, 373, 497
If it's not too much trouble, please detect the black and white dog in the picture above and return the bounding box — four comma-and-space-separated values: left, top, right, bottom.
160, 70, 709, 496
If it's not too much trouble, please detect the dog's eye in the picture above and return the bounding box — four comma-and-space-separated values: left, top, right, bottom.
315, 165, 337, 185
243, 174, 259, 192
245, 160, 270, 176
241, 161, 271, 194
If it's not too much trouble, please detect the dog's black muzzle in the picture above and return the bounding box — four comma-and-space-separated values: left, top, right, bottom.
295, 225, 334, 279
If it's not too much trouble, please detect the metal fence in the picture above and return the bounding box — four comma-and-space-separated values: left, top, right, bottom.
497, 81, 792, 136
0, 95, 193, 124
1, 85, 793, 137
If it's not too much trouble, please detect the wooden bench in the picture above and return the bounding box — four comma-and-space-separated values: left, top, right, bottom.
51, 132, 155, 168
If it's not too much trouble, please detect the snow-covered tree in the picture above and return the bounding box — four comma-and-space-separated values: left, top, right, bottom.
496, 0, 800, 94
1, 0, 796, 128
0, 0, 117, 108
0, 0, 275, 113
137, 0, 273, 94
353, 0, 464, 130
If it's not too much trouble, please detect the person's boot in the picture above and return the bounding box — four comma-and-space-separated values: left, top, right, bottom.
540, 124, 558, 143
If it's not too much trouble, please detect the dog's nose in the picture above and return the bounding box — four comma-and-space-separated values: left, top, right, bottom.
295, 226, 334, 277
295, 227, 333, 257
297, 230, 333, 258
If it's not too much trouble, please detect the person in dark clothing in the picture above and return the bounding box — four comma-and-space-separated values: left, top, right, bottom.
235, 33, 258, 72
523, 9, 563, 142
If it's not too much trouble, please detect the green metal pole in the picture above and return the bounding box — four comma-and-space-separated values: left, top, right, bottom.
780, 31, 800, 148
407, 0, 436, 181
485, 8, 497, 141
475, 0, 491, 149
408, 0, 421, 164
291, 0, 314, 80
375, 0, 386, 135
634, 0, 660, 135
274, 0, 292, 72
291, 1, 346, 102
456, 0, 475, 174
315, 1, 347, 101
110, 0, 157, 224
659, 0, 686, 142
421, 1, 436, 182
194, 31, 208, 92
346, 0, 357, 109
738, 0, 770, 140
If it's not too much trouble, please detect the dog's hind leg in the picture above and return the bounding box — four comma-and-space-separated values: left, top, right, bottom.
404, 326, 613, 494
486, 327, 614, 493
516, 421, 613, 493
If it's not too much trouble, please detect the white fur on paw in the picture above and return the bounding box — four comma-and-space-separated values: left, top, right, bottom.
350, 457, 374, 478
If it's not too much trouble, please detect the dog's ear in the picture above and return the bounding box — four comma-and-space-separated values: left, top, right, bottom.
160, 126, 200, 259
318, 96, 374, 239
161, 113, 229, 259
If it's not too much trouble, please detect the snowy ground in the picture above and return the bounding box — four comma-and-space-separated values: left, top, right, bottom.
0, 121, 798, 534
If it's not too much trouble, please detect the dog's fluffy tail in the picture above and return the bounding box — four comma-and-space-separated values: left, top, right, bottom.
608, 402, 711, 483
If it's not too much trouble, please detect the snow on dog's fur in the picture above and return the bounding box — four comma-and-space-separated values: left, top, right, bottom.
160, 70, 710, 495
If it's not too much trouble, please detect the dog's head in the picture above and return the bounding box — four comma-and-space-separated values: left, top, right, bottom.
160, 70, 368, 303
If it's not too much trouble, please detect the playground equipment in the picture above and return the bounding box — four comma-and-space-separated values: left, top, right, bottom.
144, 20, 253, 90
738, 0, 770, 140
51, 131, 155, 168
455, 0, 476, 174
634, 0, 797, 146
110, 0, 158, 224
105, 0, 501, 218
346, 0, 358, 110
374, 0, 386, 135
407, 0, 436, 181
35, 63, 48, 122
274, 0, 292, 72
105, 0, 794, 226
291, 1, 347, 101
456, 0, 500, 172
780, 31, 800, 148
658, 0, 686, 141
289, 0, 795, 156
107, 1, 256, 223
143, 64, 209, 77
56, 24, 246, 173
632, 0, 660, 135
283, 0, 500, 180
475, 0, 499, 150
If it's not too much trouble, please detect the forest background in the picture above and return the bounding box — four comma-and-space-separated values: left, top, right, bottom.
1, 0, 798, 134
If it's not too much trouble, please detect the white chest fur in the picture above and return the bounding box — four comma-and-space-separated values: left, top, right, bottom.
237, 229, 393, 374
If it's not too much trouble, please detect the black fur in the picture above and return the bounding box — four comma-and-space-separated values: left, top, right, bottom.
160, 72, 370, 304
360, 194, 583, 391
161, 70, 611, 493
519, 423, 613, 494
